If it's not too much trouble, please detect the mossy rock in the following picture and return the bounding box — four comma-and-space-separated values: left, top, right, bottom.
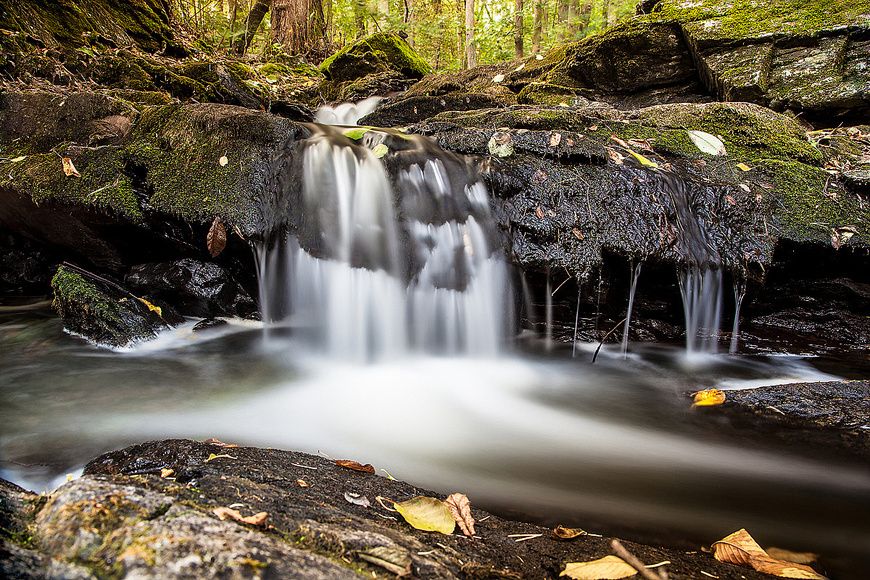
50, 265, 169, 347
319, 32, 432, 84
0, 0, 183, 55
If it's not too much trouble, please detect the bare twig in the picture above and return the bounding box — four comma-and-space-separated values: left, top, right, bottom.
591, 317, 627, 363
612, 539, 668, 580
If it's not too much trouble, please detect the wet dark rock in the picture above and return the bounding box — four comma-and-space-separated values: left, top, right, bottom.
50, 264, 170, 348
0, 438, 790, 580
191, 317, 229, 331
125, 259, 257, 319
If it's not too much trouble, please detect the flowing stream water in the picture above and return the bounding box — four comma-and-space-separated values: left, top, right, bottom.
2, 115, 870, 577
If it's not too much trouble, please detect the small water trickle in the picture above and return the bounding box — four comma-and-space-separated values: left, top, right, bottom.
257, 121, 510, 361
730, 277, 747, 354
660, 171, 723, 354
545, 267, 553, 350
621, 261, 643, 357
572, 282, 582, 358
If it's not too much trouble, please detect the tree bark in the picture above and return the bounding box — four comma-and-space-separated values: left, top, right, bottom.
273, 0, 328, 55
556, 0, 568, 42
457, 0, 466, 69
514, 0, 523, 59
233, 0, 272, 56
531, 0, 542, 55
353, 0, 367, 38
464, 0, 476, 68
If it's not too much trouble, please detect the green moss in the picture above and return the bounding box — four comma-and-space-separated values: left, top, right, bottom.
516, 82, 594, 106
51, 266, 164, 347
653, 0, 870, 45
91, 55, 158, 91
761, 159, 868, 243
0, 148, 143, 221
319, 31, 432, 83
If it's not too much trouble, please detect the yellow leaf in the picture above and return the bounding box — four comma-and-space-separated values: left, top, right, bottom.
693, 389, 725, 406
372, 143, 389, 158
560, 555, 637, 579
137, 298, 162, 318
219, 155, 228, 166
394, 496, 456, 534
713, 529, 827, 580
62, 157, 81, 177
736, 162, 751, 171
626, 149, 658, 168
9, 155, 26, 162
552, 525, 587, 540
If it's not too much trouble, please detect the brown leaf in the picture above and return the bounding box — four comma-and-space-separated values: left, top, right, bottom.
444, 493, 475, 537
358, 546, 412, 577
335, 459, 375, 473
201, 437, 238, 447
766, 548, 819, 565
552, 525, 587, 540
535, 206, 545, 219
550, 133, 562, 147
61, 157, 80, 177
713, 529, 827, 580
610, 135, 630, 148
207, 217, 227, 258
572, 228, 584, 241
160, 468, 175, 478
213, 506, 269, 527
296, 479, 309, 487
561, 555, 637, 579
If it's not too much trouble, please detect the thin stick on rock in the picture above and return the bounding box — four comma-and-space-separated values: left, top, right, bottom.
611, 539, 668, 580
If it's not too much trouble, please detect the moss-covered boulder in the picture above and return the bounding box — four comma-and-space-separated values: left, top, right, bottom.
50, 264, 172, 347
318, 32, 433, 103
0, 0, 184, 56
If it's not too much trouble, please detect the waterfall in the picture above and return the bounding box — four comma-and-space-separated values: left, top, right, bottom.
256, 122, 509, 361
661, 172, 723, 354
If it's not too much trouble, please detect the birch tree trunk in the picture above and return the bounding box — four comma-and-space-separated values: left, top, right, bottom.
465, 0, 477, 68
514, 0, 523, 59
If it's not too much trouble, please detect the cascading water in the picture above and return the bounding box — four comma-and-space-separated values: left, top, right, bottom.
660, 171, 723, 354
256, 121, 509, 360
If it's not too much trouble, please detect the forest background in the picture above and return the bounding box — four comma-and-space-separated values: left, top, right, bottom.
176, 0, 638, 71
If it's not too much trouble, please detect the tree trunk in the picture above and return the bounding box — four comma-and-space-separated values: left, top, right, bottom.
405, 0, 415, 46
465, 0, 476, 68
432, 0, 443, 69
556, 0, 568, 42
531, 0, 542, 55
457, 0, 466, 69
233, 0, 271, 55
579, 0, 591, 35
514, 0, 523, 59
273, 0, 328, 55
353, 0, 368, 38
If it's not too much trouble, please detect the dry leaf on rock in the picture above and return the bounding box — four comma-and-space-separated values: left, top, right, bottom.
693, 389, 725, 406
335, 459, 375, 473
766, 548, 819, 565
207, 217, 227, 258
296, 479, 309, 487
372, 143, 389, 158
561, 555, 637, 579
219, 155, 228, 166
62, 157, 81, 177
831, 225, 857, 250
344, 492, 371, 507
213, 506, 269, 527
572, 228, 584, 241
358, 546, 412, 576
444, 493, 475, 537
552, 525, 587, 540
535, 206, 545, 219
550, 133, 562, 147
713, 529, 827, 580
201, 437, 238, 447
687, 130, 727, 156
394, 496, 456, 534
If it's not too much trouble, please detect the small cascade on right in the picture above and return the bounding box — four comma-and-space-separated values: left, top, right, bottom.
661, 172, 723, 355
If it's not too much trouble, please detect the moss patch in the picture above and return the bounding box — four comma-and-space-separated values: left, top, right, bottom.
319, 32, 432, 83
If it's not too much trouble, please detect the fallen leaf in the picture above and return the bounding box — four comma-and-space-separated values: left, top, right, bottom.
394, 496, 456, 534
62, 157, 80, 177
9, 155, 26, 162
550, 133, 562, 147
219, 155, 228, 166
137, 298, 162, 318
738, 183, 751, 193
536, 206, 545, 219
297, 479, 309, 487
344, 492, 371, 507
492, 74, 505, 83
160, 468, 175, 478
726, 195, 736, 205
205, 453, 236, 462
713, 529, 827, 580
514, 63, 526, 72
588, 125, 598, 131
693, 389, 726, 406
831, 225, 857, 249
201, 438, 238, 447
611, 136, 630, 148
626, 148, 659, 168
736, 162, 751, 171
213, 506, 269, 527
533, 168, 548, 182
358, 546, 412, 576
343, 127, 367, 140
688, 130, 727, 156
766, 548, 820, 565
606, 148, 625, 164
372, 143, 389, 158
335, 459, 375, 473
572, 228, 584, 240
552, 525, 587, 540
207, 217, 226, 258
561, 555, 637, 579
444, 493, 475, 537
